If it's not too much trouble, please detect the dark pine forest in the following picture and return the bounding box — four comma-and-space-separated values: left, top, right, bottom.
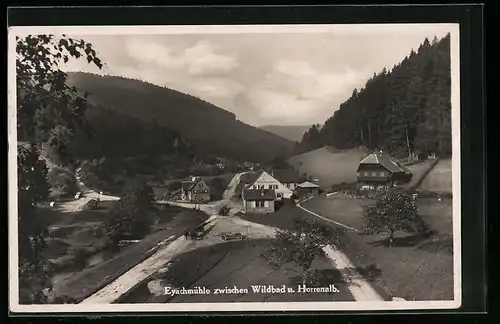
295, 33, 452, 159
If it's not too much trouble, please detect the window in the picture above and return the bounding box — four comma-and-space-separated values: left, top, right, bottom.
256, 200, 265, 207
371, 172, 377, 177
380, 171, 386, 177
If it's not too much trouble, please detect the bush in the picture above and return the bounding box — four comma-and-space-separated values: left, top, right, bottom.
47, 166, 77, 198
219, 204, 230, 216
80, 199, 99, 211
103, 180, 156, 244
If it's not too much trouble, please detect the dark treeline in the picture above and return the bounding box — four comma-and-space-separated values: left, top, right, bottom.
69, 106, 194, 160
295, 33, 452, 159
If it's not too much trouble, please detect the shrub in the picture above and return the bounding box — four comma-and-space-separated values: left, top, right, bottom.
80, 199, 99, 211
47, 166, 77, 198
103, 180, 156, 245
219, 204, 230, 216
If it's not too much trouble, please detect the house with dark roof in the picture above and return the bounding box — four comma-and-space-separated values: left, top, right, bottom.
296, 181, 320, 198
356, 151, 413, 190
180, 176, 211, 203
242, 188, 276, 214
270, 169, 304, 191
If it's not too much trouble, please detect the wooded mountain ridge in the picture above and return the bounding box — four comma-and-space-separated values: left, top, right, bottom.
65, 72, 294, 163
295, 33, 452, 159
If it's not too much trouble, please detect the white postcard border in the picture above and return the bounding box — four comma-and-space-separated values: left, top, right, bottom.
8, 23, 462, 313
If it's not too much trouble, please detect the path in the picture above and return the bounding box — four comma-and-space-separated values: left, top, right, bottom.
297, 197, 360, 232
78, 171, 382, 303
54, 168, 119, 213
297, 198, 383, 301
79, 172, 256, 304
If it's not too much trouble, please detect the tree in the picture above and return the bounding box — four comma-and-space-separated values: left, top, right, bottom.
104, 180, 156, 245
17, 144, 51, 304
16, 34, 104, 303
361, 190, 426, 247
17, 34, 104, 161
262, 218, 343, 285
47, 166, 77, 198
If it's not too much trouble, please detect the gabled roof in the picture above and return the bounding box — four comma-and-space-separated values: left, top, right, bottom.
359, 152, 411, 174
243, 188, 276, 201
239, 170, 264, 184
297, 181, 320, 188
271, 169, 302, 183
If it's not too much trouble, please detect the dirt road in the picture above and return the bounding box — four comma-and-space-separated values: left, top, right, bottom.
55, 168, 119, 213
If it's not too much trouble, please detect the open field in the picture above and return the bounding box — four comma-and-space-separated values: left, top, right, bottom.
243, 199, 454, 301
418, 159, 452, 193
48, 204, 210, 303
119, 239, 355, 303
404, 159, 437, 189
287, 146, 368, 188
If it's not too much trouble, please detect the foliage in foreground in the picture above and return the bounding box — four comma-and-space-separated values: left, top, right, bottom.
16, 33, 104, 304
262, 218, 343, 285
361, 189, 427, 247
103, 180, 157, 245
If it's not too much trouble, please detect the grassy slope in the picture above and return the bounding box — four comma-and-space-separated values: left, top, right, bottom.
66, 72, 294, 162
418, 159, 452, 193
243, 200, 453, 301
119, 239, 355, 303
287, 146, 369, 188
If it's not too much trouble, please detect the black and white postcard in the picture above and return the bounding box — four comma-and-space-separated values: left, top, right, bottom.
8, 23, 461, 313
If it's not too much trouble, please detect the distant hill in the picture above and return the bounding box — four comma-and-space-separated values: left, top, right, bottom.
65, 72, 294, 163
259, 125, 311, 142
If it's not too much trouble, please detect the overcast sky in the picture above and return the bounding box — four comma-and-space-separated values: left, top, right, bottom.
60, 24, 453, 127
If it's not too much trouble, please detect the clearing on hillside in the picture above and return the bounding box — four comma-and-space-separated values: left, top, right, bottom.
287, 146, 369, 188
418, 159, 452, 193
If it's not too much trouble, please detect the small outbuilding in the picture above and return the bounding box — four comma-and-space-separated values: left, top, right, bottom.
295, 181, 320, 198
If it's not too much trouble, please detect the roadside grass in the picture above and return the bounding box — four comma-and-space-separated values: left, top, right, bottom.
118, 239, 356, 303
418, 159, 452, 193
242, 198, 454, 301
49, 205, 210, 303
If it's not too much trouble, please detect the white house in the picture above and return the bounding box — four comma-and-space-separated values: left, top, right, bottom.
245, 170, 293, 200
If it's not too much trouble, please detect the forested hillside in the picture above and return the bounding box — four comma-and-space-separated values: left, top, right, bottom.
65, 72, 294, 163
295, 33, 452, 159
69, 106, 194, 160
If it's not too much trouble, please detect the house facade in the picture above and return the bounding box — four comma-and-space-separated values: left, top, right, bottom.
357, 151, 413, 190
245, 170, 293, 200
270, 169, 303, 191
180, 176, 211, 203
242, 188, 276, 214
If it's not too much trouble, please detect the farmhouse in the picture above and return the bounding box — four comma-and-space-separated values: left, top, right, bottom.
242, 188, 276, 214
180, 176, 211, 203
270, 169, 303, 191
296, 181, 320, 198
244, 170, 293, 200
356, 151, 413, 190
